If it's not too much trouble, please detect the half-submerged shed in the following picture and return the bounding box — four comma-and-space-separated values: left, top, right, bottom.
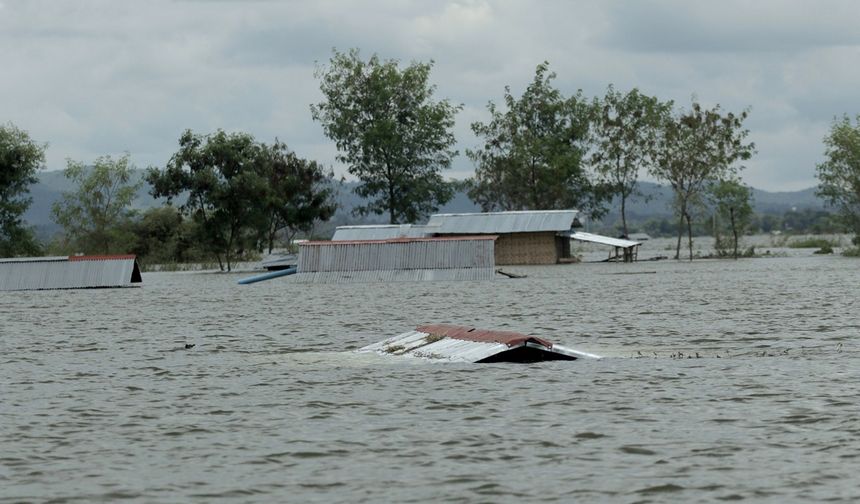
359, 324, 601, 363
292, 236, 496, 283
0, 255, 142, 291
426, 210, 581, 265
570, 232, 642, 262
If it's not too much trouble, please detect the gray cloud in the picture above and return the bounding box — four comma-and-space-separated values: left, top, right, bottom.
1, 0, 858, 191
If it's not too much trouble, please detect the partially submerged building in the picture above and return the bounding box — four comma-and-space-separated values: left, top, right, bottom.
0, 255, 142, 291
426, 210, 582, 265
570, 232, 642, 262
359, 324, 602, 363
292, 235, 497, 283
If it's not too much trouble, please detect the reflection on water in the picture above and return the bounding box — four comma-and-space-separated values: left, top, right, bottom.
2, 254, 859, 502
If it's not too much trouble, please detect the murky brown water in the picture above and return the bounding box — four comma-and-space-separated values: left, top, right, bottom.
2, 251, 859, 503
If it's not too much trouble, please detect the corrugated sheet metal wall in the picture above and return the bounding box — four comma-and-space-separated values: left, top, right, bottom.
298, 239, 495, 273
0, 257, 140, 291
291, 268, 496, 284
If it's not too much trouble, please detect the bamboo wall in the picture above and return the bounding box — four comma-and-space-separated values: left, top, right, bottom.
494, 232, 562, 265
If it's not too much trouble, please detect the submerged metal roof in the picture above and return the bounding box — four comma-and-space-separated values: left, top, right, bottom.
332, 224, 436, 241
570, 232, 641, 248
293, 236, 496, 283
427, 210, 580, 235
0, 255, 142, 291
359, 324, 602, 363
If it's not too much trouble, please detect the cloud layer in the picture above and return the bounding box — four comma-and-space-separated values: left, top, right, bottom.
2, 0, 858, 191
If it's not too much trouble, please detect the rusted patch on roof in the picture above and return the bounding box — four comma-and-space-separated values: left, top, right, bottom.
417, 324, 554, 349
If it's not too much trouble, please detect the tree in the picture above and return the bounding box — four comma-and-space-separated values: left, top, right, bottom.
710, 179, 753, 259
128, 206, 208, 265
146, 129, 267, 272
817, 114, 860, 244
258, 141, 337, 253
592, 86, 672, 237
311, 48, 461, 224
650, 101, 755, 260
467, 62, 607, 217
0, 123, 46, 256
51, 154, 141, 254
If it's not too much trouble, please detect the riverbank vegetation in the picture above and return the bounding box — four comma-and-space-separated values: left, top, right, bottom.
2, 48, 860, 263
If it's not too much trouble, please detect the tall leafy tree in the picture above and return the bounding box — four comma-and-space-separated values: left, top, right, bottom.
709, 178, 754, 259
816, 114, 860, 245
467, 62, 606, 217
146, 129, 267, 272
51, 154, 141, 254
258, 141, 337, 253
0, 123, 46, 256
311, 48, 461, 224
592, 86, 672, 236
650, 101, 755, 260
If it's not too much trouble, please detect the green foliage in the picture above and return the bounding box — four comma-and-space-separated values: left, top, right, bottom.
257, 141, 338, 253
592, 86, 672, 235
467, 62, 608, 217
710, 179, 754, 259
127, 206, 213, 266
842, 246, 860, 257
788, 237, 838, 248
312, 48, 460, 224
650, 101, 755, 260
816, 114, 860, 243
146, 129, 267, 271
147, 130, 336, 270
0, 123, 46, 256
51, 154, 141, 254
814, 244, 834, 254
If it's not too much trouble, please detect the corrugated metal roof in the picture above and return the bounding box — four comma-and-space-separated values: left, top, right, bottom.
427, 210, 580, 235
358, 324, 602, 363
570, 232, 641, 248
0, 255, 142, 291
332, 224, 436, 241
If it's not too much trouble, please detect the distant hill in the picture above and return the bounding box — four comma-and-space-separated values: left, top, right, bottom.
22, 170, 825, 239
599, 181, 824, 222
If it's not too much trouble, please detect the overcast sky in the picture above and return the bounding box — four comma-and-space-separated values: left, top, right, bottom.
3, 0, 859, 191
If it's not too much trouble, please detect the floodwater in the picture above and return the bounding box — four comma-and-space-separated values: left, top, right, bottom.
2, 248, 859, 503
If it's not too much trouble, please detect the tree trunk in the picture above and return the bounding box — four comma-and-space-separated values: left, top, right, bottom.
215, 253, 224, 272
388, 180, 396, 224
621, 195, 628, 238
674, 208, 684, 260
686, 212, 694, 261
730, 208, 738, 260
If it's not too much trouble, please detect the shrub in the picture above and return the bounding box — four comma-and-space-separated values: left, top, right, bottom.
788, 237, 837, 249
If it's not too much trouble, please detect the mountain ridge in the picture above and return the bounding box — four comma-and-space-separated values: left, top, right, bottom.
23, 170, 826, 238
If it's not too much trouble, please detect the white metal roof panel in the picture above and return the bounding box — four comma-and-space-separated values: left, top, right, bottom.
570, 231, 641, 248
426, 210, 579, 234
359, 329, 509, 363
